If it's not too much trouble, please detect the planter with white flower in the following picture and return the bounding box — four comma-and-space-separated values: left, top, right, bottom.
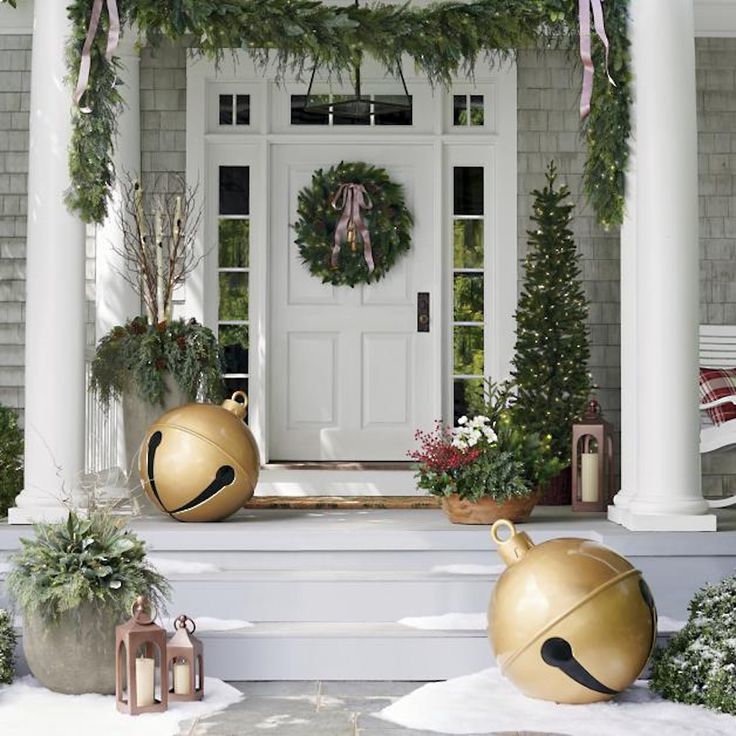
409, 383, 561, 524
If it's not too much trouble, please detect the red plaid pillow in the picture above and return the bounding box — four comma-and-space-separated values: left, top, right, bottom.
699, 367, 736, 425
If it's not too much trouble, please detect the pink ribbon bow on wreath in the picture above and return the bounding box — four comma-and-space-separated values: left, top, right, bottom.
331, 183, 375, 273
73, 0, 121, 113
579, 0, 616, 119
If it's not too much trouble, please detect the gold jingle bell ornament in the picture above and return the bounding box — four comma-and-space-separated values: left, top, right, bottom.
139, 391, 259, 522
488, 519, 657, 705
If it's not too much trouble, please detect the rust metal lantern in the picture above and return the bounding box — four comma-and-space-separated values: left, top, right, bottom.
571, 399, 614, 512
167, 615, 204, 701
115, 596, 169, 715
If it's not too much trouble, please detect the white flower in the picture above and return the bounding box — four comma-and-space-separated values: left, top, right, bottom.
458, 416, 468, 425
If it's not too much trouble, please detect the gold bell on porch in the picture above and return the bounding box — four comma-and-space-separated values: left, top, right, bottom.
487, 519, 657, 705
167, 615, 204, 701
115, 596, 169, 715
571, 399, 614, 512
139, 391, 260, 522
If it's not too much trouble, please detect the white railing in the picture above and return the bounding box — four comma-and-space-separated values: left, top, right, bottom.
84, 359, 120, 473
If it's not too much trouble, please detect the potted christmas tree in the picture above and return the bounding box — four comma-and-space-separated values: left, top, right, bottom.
511, 162, 592, 504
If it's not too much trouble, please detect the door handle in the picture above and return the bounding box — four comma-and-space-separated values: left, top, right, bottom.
417, 292, 430, 332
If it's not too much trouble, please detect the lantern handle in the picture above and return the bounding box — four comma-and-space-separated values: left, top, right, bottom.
174, 614, 196, 634
131, 596, 157, 625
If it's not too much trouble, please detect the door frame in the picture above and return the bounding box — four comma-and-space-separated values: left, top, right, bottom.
186, 51, 517, 466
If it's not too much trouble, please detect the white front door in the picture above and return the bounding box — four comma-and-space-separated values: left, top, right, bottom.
269, 144, 440, 461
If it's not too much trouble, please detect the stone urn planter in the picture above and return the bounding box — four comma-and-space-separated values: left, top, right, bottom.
441, 491, 540, 525
23, 602, 122, 694
122, 372, 188, 487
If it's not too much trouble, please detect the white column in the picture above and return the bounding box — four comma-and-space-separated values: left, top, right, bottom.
95, 34, 141, 339
9, 0, 86, 523
94, 34, 141, 474
612, 0, 715, 531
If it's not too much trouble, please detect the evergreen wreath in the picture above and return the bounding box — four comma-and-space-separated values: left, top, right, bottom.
294, 161, 413, 287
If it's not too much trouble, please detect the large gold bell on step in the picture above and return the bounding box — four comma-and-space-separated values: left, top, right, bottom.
139, 392, 260, 522
487, 519, 657, 704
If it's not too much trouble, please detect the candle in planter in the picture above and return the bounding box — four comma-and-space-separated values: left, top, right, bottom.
173, 659, 191, 695
135, 657, 155, 707
581, 452, 599, 503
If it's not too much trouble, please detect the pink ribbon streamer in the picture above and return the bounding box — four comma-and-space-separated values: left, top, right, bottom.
73, 0, 121, 113
331, 183, 375, 274
579, 0, 616, 119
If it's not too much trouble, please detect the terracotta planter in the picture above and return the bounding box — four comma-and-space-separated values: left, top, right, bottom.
23, 602, 122, 694
441, 492, 540, 525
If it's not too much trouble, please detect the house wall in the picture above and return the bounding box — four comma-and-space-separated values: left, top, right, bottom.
1, 36, 735, 496
696, 37, 736, 497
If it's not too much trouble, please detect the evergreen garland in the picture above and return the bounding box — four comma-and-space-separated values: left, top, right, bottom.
650, 575, 736, 714
511, 162, 592, 465
0, 608, 15, 685
0, 0, 630, 228
294, 162, 413, 287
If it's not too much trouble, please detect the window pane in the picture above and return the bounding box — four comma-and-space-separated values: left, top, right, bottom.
224, 376, 248, 400
219, 94, 233, 125
219, 219, 249, 268
219, 273, 248, 321
453, 220, 484, 269
219, 324, 249, 374
454, 273, 484, 322
290, 94, 330, 125
236, 95, 250, 125
374, 95, 413, 126
219, 166, 249, 216
470, 95, 484, 126
453, 378, 484, 424
453, 95, 467, 126
333, 95, 371, 126
453, 326, 484, 375
453, 167, 484, 216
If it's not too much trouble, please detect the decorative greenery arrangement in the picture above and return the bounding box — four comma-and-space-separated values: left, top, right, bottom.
90, 316, 224, 408
409, 381, 560, 502
294, 161, 413, 287
0, 0, 630, 227
650, 574, 736, 714
0, 405, 23, 519
0, 608, 15, 685
511, 162, 592, 466
6, 511, 169, 623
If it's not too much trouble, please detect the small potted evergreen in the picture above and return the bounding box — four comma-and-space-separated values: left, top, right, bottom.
6, 511, 169, 694
0, 608, 15, 685
409, 382, 561, 524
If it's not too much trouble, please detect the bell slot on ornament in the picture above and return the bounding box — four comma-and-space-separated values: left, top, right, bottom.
571, 399, 614, 512
167, 615, 204, 701
115, 596, 168, 715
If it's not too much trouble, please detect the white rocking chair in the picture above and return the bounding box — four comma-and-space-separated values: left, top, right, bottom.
700, 325, 736, 508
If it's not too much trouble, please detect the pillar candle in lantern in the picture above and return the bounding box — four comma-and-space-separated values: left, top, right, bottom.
173, 659, 191, 695
135, 657, 155, 707
581, 452, 599, 503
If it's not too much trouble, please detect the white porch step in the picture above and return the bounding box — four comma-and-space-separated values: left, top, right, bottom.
3, 508, 736, 681
164, 569, 498, 623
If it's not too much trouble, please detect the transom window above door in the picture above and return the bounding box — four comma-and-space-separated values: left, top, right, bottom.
290, 94, 413, 126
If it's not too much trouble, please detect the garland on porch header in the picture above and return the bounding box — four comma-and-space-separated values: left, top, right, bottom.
2, 0, 630, 229
295, 162, 413, 287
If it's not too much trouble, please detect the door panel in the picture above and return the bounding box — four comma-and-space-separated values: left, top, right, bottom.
270, 144, 438, 460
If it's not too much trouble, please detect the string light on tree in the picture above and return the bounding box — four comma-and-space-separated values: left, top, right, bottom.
511, 162, 593, 469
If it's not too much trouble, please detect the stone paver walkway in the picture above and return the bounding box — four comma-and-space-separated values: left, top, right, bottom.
177, 681, 566, 736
